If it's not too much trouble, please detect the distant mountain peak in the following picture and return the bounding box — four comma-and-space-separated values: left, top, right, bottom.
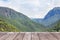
44, 7, 60, 19
53, 7, 60, 10
0, 7, 24, 18
32, 7, 60, 26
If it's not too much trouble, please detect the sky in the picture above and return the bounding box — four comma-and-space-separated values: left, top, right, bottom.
0, 0, 60, 18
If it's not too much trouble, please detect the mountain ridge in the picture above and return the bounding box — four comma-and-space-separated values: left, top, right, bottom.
0, 7, 46, 32
32, 7, 60, 26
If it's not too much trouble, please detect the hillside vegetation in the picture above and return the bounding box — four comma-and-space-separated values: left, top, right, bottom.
0, 19, 19, 32
47, 20, 60, 32
0, 7, 46, 32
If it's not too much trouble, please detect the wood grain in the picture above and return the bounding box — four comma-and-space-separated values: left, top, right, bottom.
23, 32, 31, 40
31, 32, 39, 40
0, 32, 60, 40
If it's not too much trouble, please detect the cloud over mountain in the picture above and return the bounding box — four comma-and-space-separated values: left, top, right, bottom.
0, 0, 60, 18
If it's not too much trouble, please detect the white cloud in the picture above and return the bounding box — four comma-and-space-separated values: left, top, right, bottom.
0, 0, 60, 18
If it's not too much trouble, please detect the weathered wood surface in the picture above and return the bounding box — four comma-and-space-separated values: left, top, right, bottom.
0, 32, 60, 40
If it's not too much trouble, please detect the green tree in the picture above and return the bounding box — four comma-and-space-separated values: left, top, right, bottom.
53, 22, 60, 32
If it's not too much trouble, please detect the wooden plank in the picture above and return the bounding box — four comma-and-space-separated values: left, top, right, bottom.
0, 33, 10, 40
38, 32, 58, 40
0, 32, 7, 38
38, 32, 48, 40
50, 32, 60, 40
5, 32, 18, 40
43, 32, 57, 40
31, 32, 39, 40
13, 32, 25, 40
23, 32, 31, 40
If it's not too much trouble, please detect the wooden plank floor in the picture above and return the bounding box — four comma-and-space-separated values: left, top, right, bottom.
0, 32, 60, 40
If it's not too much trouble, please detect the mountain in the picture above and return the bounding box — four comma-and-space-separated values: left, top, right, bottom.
0, 7, 46, 32
47, 20, 60, 32
32, 7, 60, 26
44, 7, 60, 19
